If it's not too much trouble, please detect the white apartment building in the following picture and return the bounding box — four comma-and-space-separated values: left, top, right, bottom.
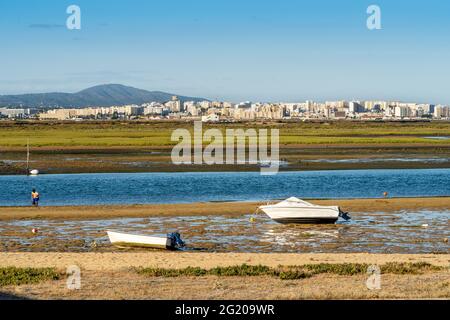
222, 102, 234, 109
199, 101, 212, 110
144, 105, 167, 116
349, 102, 365, 113
0, 108, 31, 118
326, 101, 347, 109
39, 109, 77, 120
185, 105, 200, 116
39, 105, 143, 120
164, 97, 182, 113
434, 105, 449, 119
365, 101, 389, 111
183, 101, 196, 111
394, 106, 411, 118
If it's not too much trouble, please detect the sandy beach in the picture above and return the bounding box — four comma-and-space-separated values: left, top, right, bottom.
1, 252, 449, 270
0, 252, 449, 300
1, 197, 450, 221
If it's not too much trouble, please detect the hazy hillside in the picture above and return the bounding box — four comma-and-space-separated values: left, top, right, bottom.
0, 84, 207, 108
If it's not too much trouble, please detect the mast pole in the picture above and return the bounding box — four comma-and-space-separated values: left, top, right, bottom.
26, 139, 30, 175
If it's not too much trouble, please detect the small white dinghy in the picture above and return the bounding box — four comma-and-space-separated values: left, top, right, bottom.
258, 197, 350, 224
29, 169, 40, 176
107, 231, 185, 250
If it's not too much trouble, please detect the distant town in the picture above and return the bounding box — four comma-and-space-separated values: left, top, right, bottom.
1, 96, 449, 122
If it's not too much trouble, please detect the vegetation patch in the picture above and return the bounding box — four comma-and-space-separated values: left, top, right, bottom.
380, 262, 444, 274
136, 266, 208, 277
208, 264, 274, 277
136, 264, 280, 278
0, 267, 61, 287
301, 263, 369, 276
135, 262, 446, 280
277, 269, 312, 280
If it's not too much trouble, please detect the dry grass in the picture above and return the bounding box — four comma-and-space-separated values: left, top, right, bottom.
2, 252, 449, 272
1, 269, 449, 300
1, 253, 448, 300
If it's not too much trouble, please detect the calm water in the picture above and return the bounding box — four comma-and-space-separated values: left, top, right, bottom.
0, 169, 449, 206
1, 210, 448, 253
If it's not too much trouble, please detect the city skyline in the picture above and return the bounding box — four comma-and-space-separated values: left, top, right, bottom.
3, 95, 448, 121
0, 82, 449, 106
1, 0, 450, 103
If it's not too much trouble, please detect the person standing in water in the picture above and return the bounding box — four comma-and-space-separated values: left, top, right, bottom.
31, 189, 40, 207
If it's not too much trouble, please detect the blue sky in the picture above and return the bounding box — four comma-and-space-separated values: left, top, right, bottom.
0, 0, 450, 103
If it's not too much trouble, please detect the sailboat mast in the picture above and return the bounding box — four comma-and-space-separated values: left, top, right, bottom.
26, 139, 30, 174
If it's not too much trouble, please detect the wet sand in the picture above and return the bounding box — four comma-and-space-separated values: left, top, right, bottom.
1, 197, 450, 221
1, 210, 448, 253
2, 145, 450, 174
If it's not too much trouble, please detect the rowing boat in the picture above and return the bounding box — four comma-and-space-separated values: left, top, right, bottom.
107, 230, 185, 250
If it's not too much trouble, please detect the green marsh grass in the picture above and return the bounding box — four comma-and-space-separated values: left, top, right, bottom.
0, 267, 61, 287
1, 121, 450, 147
135, 262, 446, 280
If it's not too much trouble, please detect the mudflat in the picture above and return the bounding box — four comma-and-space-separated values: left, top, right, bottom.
1, 121, 450, 174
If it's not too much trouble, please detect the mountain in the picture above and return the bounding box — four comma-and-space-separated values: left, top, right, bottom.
0, 84, 207, 108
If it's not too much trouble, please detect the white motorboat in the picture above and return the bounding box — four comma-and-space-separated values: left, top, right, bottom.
107, 231, 185, 250
258, 197, 350, 224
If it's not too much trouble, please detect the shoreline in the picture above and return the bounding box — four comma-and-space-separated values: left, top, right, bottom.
0, 197, 449, 221
2, 165, 450, 176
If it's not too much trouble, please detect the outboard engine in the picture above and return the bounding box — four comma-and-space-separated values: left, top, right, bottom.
339, 209, 351, 221
167, 232, 185, 249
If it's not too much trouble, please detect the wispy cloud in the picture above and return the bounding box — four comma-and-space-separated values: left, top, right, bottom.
28, 24, 65, 29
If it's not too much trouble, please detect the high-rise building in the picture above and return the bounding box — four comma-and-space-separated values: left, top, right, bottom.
434, 105, 449, 118
395, 106, 410, 118
349, 102, 364, 113
165, 96, 182, 112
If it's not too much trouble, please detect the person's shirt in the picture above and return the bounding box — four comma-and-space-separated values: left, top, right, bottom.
32, 192, 39, 199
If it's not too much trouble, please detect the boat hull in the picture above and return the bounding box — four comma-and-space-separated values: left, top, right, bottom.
107, 231, 173, 250
29, 169, 39, 176
259, 206, 340, 225
272, 217, 338, 224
